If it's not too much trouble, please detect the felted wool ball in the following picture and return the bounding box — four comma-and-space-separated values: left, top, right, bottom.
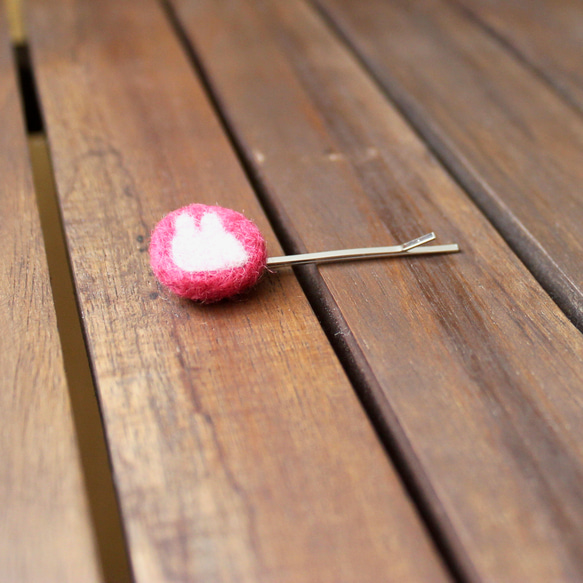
150, 204, 267, 302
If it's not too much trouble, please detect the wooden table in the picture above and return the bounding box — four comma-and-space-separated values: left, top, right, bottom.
3, 0, 583, 581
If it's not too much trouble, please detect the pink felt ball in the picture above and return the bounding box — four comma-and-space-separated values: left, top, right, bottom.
150, 204, 267, 302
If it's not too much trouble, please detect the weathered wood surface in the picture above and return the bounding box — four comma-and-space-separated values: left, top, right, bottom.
453, 0, 583, 112
170, 0, 583, 580
0, 7, 102, 583
314, 0, 583, 329
27, 0, 452, 581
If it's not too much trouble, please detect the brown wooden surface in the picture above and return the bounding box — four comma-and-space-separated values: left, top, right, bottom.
26, 0, 453, 581
0, 7, 102, 583
453, 0, 583, 112
314, 0, 583, 330
170, 0, 583, 580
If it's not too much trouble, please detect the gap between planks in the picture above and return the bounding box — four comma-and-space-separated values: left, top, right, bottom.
15, 42, 132, 583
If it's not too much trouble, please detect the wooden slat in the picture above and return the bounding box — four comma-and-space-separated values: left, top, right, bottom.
0, 8, 102, 583
452, 0, 583, 112
169, 0, 583, 581
314, 0, 583, 329
26, 0, 452, 581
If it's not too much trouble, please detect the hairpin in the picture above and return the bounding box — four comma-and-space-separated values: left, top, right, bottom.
150, 204, 459, 302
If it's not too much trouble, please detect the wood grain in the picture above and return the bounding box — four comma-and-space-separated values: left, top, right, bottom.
0, 7, 102, 583
314, 0, 583, 329
451, 0, 583, 112
169, 0, 583, 580
26, 0, 452, 581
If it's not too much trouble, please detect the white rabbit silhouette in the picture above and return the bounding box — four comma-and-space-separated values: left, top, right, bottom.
171, 212, 249, 272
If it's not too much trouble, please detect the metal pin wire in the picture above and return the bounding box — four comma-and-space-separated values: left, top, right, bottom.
266, 232, 459, 268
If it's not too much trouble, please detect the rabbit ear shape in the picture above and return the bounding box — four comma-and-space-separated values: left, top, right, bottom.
171, 211, 249, 272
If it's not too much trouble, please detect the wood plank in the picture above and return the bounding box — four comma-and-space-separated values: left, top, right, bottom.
314, 0, 583, 329
0, 8, 103, 583
26, 0, 452, 581
169, 0, 583, 580
452, 0, 583, 112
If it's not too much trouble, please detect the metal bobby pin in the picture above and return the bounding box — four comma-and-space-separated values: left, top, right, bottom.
266, 232, 460, 268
